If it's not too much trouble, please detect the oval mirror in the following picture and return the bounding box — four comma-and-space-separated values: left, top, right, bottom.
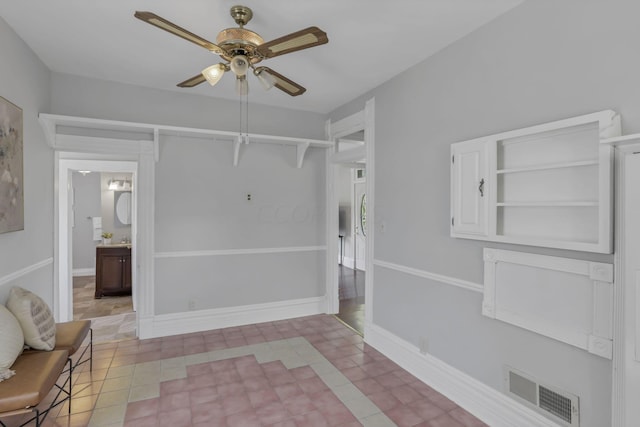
115, 191, 131, 226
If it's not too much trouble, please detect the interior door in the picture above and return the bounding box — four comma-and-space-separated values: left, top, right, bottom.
354, 181, 366, 271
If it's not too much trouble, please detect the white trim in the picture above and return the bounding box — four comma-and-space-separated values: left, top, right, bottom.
329, 110, 365, 141
609, 140, 640, 426
483, 248, 613, 359
138, 296, 326, 339
365, 323, 562, 427
331, 145, 366, 165
57, 159, 140, 323
72, 268, 95, 277
341, 256, 355, 270
326, 102, 374, 317
374, 259, 483, 293
155, 246, 326, 259
363, 98, 375, 333
39, 114, 332, 168
0, 258, 53, 287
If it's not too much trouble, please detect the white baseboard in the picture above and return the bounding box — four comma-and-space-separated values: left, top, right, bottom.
340, 256, 355, 269
138, 296, 326, 339
72, 268, 95, 277
365, 323, 561, 427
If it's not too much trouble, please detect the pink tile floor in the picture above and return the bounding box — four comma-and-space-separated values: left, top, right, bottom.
3, 315, 487, 427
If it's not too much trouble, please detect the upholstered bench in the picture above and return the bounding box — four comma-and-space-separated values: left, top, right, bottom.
52, 320, 93, 373
0, 288, 92, 426
0, 350, 72, 427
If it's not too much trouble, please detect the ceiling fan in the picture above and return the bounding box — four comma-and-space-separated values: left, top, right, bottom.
134, 5, 328, 97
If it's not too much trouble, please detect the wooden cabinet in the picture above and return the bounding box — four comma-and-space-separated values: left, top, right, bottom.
95, 246, 131, 298
451, 110, 620, 253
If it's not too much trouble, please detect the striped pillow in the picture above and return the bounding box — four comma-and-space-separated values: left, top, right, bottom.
7, 287, 56, 351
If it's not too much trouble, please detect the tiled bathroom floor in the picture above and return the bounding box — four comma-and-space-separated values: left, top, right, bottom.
73, 276, 133, 320
4, 315, 486, 427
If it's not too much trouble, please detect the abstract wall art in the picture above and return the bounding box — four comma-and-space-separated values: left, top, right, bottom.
0, 96, 23, 234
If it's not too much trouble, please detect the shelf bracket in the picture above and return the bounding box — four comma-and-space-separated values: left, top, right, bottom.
296, 141, 311, 169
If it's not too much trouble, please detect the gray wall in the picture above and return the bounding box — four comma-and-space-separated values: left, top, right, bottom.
50, 73, 327, 140
0, 17, 52, 304
71, 171, 101, 272
330, 1, 640, 426
49, 73, 329, 315
154, 136, 326, 314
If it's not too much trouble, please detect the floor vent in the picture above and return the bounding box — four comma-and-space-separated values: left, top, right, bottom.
505, 367, 579, 426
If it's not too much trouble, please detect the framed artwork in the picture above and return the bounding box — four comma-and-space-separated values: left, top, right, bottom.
0, 96, 24, 234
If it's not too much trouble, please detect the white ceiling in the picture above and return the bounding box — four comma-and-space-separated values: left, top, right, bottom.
0, 0, 522, 114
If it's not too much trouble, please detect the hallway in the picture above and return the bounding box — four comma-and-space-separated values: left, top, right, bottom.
337, 265, 365, 335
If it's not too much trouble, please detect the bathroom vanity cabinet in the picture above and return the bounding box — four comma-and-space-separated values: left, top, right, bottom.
95, 245, 132, 298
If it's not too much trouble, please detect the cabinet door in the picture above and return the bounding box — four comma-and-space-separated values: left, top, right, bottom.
122, 253, 132, 291
100, 255, 124, 292
451, 139, 489, 237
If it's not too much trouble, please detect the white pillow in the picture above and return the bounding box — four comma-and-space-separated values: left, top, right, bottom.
0, 368, 16, 382
7, 287, 56, 351
0, 305, 24, 369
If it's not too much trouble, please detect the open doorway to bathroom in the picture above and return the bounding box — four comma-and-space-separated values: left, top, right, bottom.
58, 158, 138, 343
71, 170, 136, 341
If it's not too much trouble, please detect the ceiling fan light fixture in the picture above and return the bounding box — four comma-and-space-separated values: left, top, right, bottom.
202, 63, 226, 86
236, 75, 249, 95
254, 67, 276, 90
230, 55, 249, 76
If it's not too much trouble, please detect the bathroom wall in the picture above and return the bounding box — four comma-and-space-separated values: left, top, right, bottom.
100, 172, 132, 244
71, 171, 101, 274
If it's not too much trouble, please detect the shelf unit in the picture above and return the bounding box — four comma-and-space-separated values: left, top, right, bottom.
451, 110, 620, 253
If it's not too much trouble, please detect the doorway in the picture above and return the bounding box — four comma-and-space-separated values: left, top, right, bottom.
331, 128, 367, 334
70, 170, 135, 341
58, 159, 138, 342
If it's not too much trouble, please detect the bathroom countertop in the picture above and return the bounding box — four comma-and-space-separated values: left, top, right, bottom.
96, 243, 132, 248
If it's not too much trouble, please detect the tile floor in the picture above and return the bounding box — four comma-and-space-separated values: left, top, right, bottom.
73, 277, 133, 321
73, 276, 137, 343
337, 266, 365, 335
3, 315, 487, 427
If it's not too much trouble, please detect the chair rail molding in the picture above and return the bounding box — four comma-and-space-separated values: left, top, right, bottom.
0, 258, 53, 287
373, 259, 483, 294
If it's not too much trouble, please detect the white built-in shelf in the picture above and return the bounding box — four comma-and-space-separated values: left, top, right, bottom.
451, 110, 619, 253
38, 113, 333, 168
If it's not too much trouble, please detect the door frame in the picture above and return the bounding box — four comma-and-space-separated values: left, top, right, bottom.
50, 134, 156, 339
608, 138, 640, 427
58, 158, 138, 322
325, 98, 375, 334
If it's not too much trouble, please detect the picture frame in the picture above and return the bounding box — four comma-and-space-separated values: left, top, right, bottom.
0, 96, 24, 234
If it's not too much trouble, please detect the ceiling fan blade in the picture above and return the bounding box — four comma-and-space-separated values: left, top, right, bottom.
261, 67, 306, 96
134, 11, 225, 55
177, 73, 207, 88
256, 27, 328, 58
